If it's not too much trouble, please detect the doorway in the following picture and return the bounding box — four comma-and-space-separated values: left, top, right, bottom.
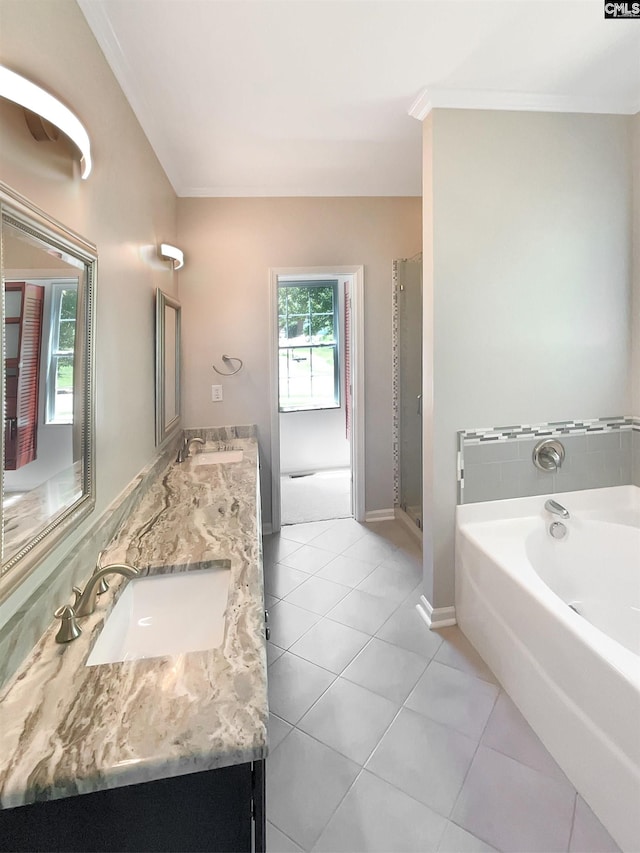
269, 266, 364, 533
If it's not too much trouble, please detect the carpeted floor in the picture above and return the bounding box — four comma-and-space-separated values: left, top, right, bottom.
281, 468, 351, 525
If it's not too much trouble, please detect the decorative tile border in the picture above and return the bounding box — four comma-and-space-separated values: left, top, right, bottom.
457, 415, 638, 504
391, 261, 400, 506
459, 415, 637, 445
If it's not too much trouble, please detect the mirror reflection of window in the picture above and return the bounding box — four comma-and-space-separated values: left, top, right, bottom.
46, 283, 77, 425
0, 193, 96, 582
2, 216, 89, 567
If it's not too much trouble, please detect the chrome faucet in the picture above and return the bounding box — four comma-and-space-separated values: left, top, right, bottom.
533, 439, 565, 472
176, 436, 205, 463
544, 499, 570, 520
72, 563, 140, 617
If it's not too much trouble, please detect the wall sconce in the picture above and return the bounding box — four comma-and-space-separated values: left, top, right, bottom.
0, 65, 92, 179
159, 243, 185, 270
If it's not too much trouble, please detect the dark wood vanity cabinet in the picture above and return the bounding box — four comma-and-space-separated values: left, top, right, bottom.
4, 282, 45, 470
0, 759, 265, 852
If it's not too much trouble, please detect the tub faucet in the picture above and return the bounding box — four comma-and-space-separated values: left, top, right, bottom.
176, 436, 205, 463
544, 499, 570, 520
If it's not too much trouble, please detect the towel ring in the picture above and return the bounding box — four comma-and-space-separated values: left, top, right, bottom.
213, 354, 243, 376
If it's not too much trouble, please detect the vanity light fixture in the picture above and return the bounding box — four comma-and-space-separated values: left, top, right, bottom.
160, 243, 185, 270
0, 65, 92, 179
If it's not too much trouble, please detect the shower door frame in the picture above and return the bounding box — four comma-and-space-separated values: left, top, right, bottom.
392, 256, 423, 535
268, 265, 365, 534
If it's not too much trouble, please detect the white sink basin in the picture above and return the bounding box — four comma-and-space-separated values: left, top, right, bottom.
192, 450, 243, 466
86, 562, 231, 666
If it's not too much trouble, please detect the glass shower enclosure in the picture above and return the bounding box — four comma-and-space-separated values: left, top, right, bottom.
394, 257, 423, 530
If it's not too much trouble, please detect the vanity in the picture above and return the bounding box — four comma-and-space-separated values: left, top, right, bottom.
0, 181, 268, 850
0, 431, 268, 851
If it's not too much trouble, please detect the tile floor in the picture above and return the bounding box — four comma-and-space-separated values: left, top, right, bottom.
263, 516, 620, 853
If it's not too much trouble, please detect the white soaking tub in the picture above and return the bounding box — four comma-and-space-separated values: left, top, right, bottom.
455, 486, 640, 852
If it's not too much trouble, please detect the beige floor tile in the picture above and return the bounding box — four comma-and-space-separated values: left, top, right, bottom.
405, 660, 499, 740
327, 589, 400, 634
366, 708, 477, 817
268, 600, 320, 648
268, 652, 335, 723
290, 618, 371, 674
316, 553, 378, 588
357, 563, 421, 603
267, 729, 360, 850
569, 796, 620, 853
279, 543, 336, 574
343, 637, 428, 704
267, 822, 303, 852
284, 575, 351, 615
313, 770, 446, 853
264, 563, 309, 598
279, 520, 336, 544
268, 713, 293, 752
438, 821, 497, 852
452, 745, 576, 852
482, 691, 570, 782
434, 626, 498, 684
298, 678, 399, 765
376, 600, 443, 659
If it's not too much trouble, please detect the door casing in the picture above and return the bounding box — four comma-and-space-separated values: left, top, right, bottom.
268, 265, 365, 533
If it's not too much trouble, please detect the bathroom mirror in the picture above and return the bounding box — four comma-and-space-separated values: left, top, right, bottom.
155, 289, 181, 445
0, 183, 96, 599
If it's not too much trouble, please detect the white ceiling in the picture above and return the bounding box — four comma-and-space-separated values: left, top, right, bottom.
79, 0, 640, 197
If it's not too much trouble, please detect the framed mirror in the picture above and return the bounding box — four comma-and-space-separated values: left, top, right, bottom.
155, 289, 181, 445
0, 183, 96, 599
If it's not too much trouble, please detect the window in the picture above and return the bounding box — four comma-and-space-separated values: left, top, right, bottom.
46, 283, 77, 424
278, 280, 340, 412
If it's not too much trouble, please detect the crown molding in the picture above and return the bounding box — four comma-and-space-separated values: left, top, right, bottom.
409, 86, 640, 120
178, 185, 422, 198
77, 0, 181, 193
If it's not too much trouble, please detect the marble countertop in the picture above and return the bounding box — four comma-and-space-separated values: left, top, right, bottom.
0, 436, 267, 809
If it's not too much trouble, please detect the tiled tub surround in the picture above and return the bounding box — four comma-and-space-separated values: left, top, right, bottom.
458, 416, 639, 504
456, 487, 640, 852
0, 433, 267, 808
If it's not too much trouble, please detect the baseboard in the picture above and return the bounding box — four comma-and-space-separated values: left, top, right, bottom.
364, 508, 395, 522
394, 507, 423, 543
262, 522, 273, 536
416, 594, 457, 629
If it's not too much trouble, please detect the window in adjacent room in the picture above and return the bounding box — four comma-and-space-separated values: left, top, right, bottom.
278, 280, 340, 412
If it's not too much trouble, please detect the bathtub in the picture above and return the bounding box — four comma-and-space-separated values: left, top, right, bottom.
455, 485, 640, 852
